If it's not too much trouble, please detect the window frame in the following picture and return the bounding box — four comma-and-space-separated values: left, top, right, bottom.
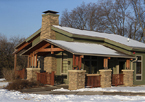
136, 55, 143, 81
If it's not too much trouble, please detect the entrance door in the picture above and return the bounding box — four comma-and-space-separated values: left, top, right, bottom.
119, 61, 125, 73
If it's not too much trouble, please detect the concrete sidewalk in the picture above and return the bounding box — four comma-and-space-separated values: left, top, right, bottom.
20, 85, 145, 96
21, 90, 145, 96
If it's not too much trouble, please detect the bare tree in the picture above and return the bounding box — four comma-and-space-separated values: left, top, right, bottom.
130, 0, 145, 41
0, 34, 26, 77
61, 0, 144, 42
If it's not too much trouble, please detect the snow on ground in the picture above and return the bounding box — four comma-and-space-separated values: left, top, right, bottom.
53, 86, 145, 93
0, 82, 8, 88
0, 78, 5, 82
0, 78, 8, 88
1, 78, 145, 102
1, 89, 145, 102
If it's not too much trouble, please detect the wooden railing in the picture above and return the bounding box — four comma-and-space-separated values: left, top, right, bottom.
37, 71, 54, 85
112, 74, 124, 86
16, 68, 26, 79
86, 74, 101, 87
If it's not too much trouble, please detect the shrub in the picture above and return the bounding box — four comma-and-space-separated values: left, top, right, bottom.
2, 68, 18, 81
5, 79, 44, 90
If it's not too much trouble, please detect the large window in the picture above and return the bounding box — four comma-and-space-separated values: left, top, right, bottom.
61, 53, 68, 74
136, 56, 142, 81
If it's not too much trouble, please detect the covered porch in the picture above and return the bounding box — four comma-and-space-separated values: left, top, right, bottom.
17, 39, 135, 87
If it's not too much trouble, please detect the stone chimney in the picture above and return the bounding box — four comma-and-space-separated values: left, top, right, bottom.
40, 10, 59, 73
40, 10, 59, 40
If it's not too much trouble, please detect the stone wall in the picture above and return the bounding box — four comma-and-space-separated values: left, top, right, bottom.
26, 68, 40, 81
68, 70, 86, 90
99, 69, 112, 88
122, 70, 134, 86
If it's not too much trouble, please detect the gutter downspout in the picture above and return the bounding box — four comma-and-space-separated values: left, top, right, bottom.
131, 57, 138, 70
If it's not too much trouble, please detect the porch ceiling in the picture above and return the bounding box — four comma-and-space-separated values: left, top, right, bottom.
21, 39, 135, 58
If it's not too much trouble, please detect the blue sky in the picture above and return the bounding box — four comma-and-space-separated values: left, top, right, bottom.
0, 0, 98, 39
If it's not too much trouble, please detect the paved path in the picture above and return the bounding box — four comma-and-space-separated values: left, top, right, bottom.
21, 90, 145, 96
20, 86, 145, 96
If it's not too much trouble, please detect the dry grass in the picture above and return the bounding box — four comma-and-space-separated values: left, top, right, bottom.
2, 68, 18, 81
5, 79, 44, 90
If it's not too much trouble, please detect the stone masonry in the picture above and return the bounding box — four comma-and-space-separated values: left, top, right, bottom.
44, 54, 57, 73
122, 70, 134, 86
40, 13, 59, 40
68, 70, 86, 90
40, 12, 59, 73
99, 69, 112, 88
26, 68, 40, 81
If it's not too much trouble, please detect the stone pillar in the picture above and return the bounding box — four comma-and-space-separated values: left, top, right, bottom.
26, 68, 41, 81
99, 69, 112, 88
68, 70, 86, 90
122, 70, 134, 86
44, 54, 56, 73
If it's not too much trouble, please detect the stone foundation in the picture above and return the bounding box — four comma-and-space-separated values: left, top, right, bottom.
122, 70, 134, 86
26, 68, 41, 81
68, 70, 86, 90
99, 69, 112, 88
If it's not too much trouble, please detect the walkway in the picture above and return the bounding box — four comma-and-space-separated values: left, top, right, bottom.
21, 85, 145, 96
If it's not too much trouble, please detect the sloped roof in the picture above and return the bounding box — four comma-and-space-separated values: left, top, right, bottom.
46, 39, 134, 58
15, 28, 41, 49
53, 25, 145, 49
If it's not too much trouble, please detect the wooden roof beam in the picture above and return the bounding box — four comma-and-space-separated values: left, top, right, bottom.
15, 42, 30, 54
38, 48, 64, 52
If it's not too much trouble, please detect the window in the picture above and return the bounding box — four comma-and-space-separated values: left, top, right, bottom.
62, 53, 68, 74
136, 56, 142, 81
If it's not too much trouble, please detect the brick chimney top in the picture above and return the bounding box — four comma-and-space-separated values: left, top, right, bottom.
43, 10, 58, 14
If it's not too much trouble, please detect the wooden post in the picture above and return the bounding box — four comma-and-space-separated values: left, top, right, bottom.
126, 59, 130, 69
76, 56, 79, 69
30, 55, 32, 67
35, 54, 38, 68
79, 56, 82, 70
73, 55, 75, 69
51, 45, 54, 54
14, 54, 17, 72
103, 58, 108, 69
27, 56, 29, 68
51, 71, 54, 86
33, 52, 34, 68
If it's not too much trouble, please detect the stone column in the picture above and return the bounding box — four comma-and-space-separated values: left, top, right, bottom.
26, 68, 41, 81
44, 54, 56, 73
99, 69, 112, 88
122, 70, 134, 86
68, 70, 86, 90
